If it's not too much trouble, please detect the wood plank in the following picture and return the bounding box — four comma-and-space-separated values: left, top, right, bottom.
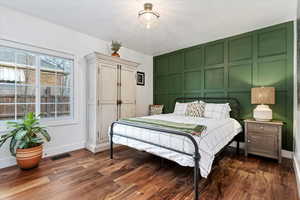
0, 176, 50, 199
0, 147, 298, 200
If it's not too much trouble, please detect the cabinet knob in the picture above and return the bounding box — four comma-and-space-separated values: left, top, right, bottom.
247, 140, 251, 143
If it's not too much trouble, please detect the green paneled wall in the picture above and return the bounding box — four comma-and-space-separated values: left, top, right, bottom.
154, 22, 294, 151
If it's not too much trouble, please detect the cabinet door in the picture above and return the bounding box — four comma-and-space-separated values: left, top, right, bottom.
99, 64, 118, 104
99, 104, 117, 143
98, 63, 118, 142
120, 65, 136, 119
247, 132, 278, 158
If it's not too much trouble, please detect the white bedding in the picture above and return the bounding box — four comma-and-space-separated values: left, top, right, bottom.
110, 114, 242, 178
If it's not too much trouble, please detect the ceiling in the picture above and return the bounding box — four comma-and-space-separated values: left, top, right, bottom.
0, 0, 297, 56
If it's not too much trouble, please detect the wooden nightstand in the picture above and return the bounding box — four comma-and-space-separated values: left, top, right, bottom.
244, 119, 283, 163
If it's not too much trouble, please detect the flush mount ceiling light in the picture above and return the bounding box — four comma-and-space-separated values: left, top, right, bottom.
138, 3, 160, 29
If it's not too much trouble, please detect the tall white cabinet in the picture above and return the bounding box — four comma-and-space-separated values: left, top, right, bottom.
85, 52, 139, 153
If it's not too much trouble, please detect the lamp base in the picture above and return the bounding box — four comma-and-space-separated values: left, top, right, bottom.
253, 105, 272, 122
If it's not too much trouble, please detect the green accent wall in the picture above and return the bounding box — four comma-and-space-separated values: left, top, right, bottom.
153, 22, 294, 151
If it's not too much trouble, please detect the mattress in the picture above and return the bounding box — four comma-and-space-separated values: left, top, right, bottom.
110, 113, 242, 178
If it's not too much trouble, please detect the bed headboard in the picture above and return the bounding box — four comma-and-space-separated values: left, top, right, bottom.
174, 97, 241, 122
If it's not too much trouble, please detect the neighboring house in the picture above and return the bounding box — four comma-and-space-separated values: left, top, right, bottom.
0, 52, 70, 120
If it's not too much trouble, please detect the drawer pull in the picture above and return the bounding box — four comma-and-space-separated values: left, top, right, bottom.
248, 140, 251, 143
260, 126, 264, 129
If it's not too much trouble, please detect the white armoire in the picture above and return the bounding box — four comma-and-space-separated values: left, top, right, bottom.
85, 52, 139, 153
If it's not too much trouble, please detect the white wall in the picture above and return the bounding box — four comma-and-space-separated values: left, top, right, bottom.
0, 6, 153, 168
294, 1, 300, 196
294, 19, 300, 163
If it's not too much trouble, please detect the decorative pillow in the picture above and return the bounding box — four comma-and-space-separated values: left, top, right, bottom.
203, 103, 231, 119
173, 101, 197, 115
185, 101, 205, 117
149, 105, 164, 115
173, 102, 189, 115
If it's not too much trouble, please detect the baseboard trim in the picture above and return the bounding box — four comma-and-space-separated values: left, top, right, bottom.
293, 156, 300, 199
1, 140, 293, 169
230, 141, 293, 159
282, 149, 293, 159
85, 142, 110, 153
85, 142, 121, 153
0, 141, 85, 169
43, 141, 85, 158
0, 157, 16, 169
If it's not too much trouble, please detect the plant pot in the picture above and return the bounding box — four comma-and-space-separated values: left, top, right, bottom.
16, 145, 43, 169
111, 52, 120, 57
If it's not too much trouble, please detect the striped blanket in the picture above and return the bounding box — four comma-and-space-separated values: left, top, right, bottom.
120, 117, 206, 136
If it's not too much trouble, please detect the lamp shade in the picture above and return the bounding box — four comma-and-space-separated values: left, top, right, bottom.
251, 87, 275, 105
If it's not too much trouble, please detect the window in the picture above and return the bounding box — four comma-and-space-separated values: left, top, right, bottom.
0, 45, 73, 121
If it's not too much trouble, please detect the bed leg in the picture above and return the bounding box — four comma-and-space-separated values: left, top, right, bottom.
110, 139, 113, 159
110, 125, 114, 159
236, 141, 239, 155
160, 158, 164, 168
194, 155, 200, 200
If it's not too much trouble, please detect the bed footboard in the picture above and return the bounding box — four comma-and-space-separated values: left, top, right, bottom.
109, 120, 201, 200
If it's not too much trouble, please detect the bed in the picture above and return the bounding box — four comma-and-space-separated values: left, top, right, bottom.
109, 97, 243, 200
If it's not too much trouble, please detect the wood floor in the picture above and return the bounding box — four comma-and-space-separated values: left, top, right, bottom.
0, 146, 298, 200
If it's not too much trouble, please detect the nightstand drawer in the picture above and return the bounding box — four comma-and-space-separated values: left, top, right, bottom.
247, 132, 278, 157
247, 123, 278, 134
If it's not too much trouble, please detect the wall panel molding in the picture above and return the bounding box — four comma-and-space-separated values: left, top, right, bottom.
154, 21, 294, 151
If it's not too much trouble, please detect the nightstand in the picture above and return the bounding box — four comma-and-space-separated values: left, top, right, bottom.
244, 119, 283, 163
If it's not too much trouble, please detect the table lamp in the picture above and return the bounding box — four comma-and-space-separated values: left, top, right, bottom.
251, 87, 275, 121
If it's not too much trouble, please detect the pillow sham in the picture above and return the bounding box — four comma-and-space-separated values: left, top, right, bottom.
185, 101, 205, 117
173, 102, 188, 115
203, 103, 231, 119
173, 101, 197, 115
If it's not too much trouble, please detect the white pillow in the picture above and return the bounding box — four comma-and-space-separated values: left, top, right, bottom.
173, 101, 197, 115
204, 103, 231, 119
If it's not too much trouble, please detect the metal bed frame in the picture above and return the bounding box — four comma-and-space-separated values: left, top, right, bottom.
109, 97, 242, 200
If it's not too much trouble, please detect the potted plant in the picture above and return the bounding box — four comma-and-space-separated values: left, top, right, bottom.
0, 112, 51, 169
111, 40, 122, 57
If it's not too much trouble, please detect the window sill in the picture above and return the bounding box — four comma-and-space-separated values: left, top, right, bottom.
41, 119, 80, 127
0, 119, 80, 133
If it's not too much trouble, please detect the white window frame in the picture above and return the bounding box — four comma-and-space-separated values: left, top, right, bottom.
0, 39, 77, 129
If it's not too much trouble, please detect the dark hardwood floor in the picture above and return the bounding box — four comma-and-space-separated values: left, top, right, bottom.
0, 146, 298, 200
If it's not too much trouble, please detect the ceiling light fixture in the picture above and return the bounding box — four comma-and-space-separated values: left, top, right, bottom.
138, 3, 160, 29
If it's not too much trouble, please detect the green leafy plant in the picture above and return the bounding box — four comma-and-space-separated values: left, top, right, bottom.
111, 40, 122, 52
0, 112, 51, 156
